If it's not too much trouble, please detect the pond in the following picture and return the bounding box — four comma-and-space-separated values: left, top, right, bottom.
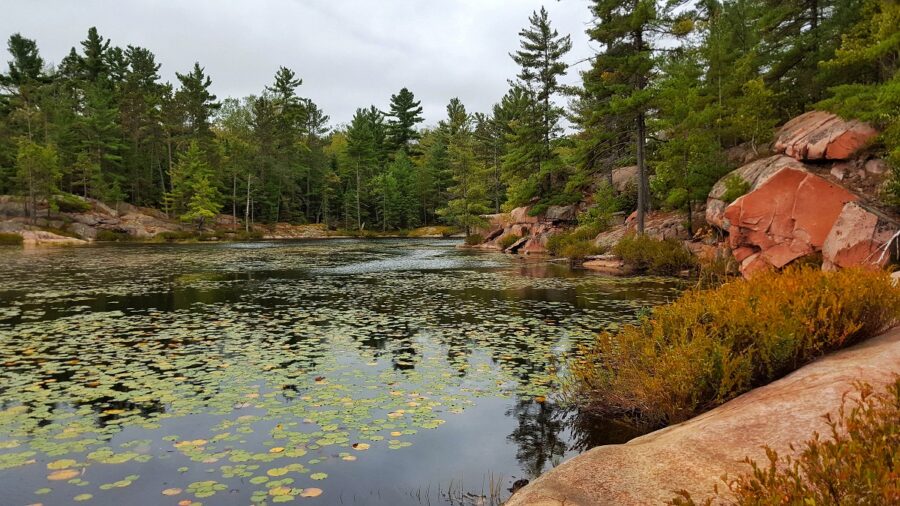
0, 239, 684, 505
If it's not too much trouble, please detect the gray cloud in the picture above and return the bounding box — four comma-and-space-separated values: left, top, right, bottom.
1, 0, 595, 128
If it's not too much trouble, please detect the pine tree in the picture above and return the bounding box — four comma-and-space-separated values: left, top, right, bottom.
509, 7, 572, 196
385, 87, 424, 155
77, 27, 111, 82
473, 111, 507, 213
15, 139, 60, 219
500, 86, 543, 208
438, 98, 489, 235
652, 48, 728, 234
182, 171, 221, 229
168, 140, 220, 222
583, 0, 660, 234
119, 45, 167, 205
757, 0, 863, 114
76, 83, 124, 199
175, 63, 220, 142
345, 108, 379, 230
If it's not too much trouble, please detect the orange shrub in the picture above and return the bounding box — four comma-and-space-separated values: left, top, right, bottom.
566, 267, 900, 427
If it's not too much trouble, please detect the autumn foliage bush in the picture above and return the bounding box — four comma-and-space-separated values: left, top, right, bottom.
671, 378, 900, 505
566, 267, 900, 427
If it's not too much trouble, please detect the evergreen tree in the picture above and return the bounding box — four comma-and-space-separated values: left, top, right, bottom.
2, 33, 44, 86
119, 45, 167, 205
76, 83, 124, 199
651, 48, 728, 233
416, 128, 451, 225
300, 100, 330, 222
500, 86, 543, 208
182, 171, 221, 229
385, 87, 424, 154
438, 98, 489, 234
473, 111, 507, 213
508, 7, 572, 197
345, 108, 379, 230
583, 0, 660, 234
15, 139, 60, 219
168, 140, 220, 220
175, 63, 220, 142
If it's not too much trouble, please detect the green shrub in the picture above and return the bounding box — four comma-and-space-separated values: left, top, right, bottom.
0, 232, 23, 245
613, 234, 696, 274
546, 225, 606, 259
566, 267, 900, 428
497, 233, 521, 250
52, 193, 92, 213
464, 233, 484, 246
721, 174, 751, 203
234, 230, 264, 241
95, 230, 132, 242
154, 231, 197, 242
671, 378, 900, 505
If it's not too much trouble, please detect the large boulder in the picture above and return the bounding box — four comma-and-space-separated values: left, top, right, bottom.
822, 202, 898, 271
509, 206, 540, 225
505, 327, 900, 506
774, 110, 878, 161
544, 205, 577, 223
723, 167, 858, 276
594, 211, 693, 249
611, 166, 638, 192
0, 221, 87, 246
706, 155, 809, 229
0, 196, 28, 217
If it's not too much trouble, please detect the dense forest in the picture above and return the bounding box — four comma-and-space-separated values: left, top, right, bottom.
1, 0, 898, 234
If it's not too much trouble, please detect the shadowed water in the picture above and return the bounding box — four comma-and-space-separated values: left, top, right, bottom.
0, 239, 683, 505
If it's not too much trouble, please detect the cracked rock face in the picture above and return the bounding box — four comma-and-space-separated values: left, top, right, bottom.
774, 110, 878, 161
723, 167, 858, 276
822, 201, 897, 271
705, 155, 809, 229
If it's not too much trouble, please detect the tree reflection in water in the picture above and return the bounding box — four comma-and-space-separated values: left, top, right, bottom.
506, 398, 648, 478
506, 398, 568, 478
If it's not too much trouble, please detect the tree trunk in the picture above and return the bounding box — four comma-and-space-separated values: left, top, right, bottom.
686, 198, 693, 237
636, 112, 648, 235
245, 174, 251, 233
356, 161, 362, 231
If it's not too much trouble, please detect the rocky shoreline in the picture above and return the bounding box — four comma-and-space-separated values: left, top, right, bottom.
0, 197, 460, 245
471, 110, 899, 278
506, 326, 900, 505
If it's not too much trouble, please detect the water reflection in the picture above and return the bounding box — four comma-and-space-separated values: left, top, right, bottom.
506, 399, 568, 478
0, 240, 684, 505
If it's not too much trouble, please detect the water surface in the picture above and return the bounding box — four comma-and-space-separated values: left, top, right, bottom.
0, 239, 683, 505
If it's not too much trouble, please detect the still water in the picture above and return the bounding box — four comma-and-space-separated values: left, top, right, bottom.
0, 239, 683, 505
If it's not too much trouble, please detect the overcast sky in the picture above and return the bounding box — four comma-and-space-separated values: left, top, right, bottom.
1, 0, 597, 128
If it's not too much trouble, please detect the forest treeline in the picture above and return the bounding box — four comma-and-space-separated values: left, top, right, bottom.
1, 0, 898, 233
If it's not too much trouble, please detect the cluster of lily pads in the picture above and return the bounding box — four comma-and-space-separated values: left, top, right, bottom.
0, 240, 682, 504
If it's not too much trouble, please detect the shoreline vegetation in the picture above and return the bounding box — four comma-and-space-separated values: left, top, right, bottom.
565, 266, 900, 428
546, 265, 900, 504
